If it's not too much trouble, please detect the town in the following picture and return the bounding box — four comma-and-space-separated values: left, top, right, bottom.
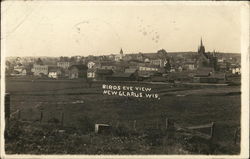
4, 39, 241, 155
5, 39, 241, 84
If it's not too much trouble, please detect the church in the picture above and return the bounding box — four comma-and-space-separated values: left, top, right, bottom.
196, 38, 218, 71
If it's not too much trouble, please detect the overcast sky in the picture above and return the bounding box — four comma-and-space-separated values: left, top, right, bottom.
1, 1, 243, 57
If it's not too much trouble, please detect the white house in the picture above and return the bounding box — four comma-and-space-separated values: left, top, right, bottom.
48, 67, 62, 79
231, 67, 241, 75
87, 61, 96, 69
13, 65, 27, 76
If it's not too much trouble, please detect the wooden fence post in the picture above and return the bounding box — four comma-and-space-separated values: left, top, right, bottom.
234, 127, 240, 145
116, 121, 119, 128
133, 120, 136, 131
18, 110, 21, 120
40, 111, 43, 123
61, 112, 64, 126
166, 118, 169, 130
210, 122, 215, 139
156, 119, 159, 129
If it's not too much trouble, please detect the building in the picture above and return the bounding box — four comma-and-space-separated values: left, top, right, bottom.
183, 62, 196, 71
197, 38, 217, 71
12, 64, 27, 76
48, 67, 62, 79
138, 65, 159, 78
32, 64, 48, 76
57, 61, 71, 70
100, 61, 117, 71
139, 66, 159, 72
150, 59, 166, 67
125, 68, 138, 74
87, 61, 96, 69
114, 48, 124, 62
87, 68, 96, 79
68, 65, 88, 79
230, 64, 241, 75
217, 62, 228, 72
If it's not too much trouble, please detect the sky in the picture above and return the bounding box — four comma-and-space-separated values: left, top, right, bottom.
1, 1, 243, 57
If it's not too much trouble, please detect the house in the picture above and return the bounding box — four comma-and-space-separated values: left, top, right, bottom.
177, 65, 183, 72
48, 67, 62, 79
138, 65, 159, 78
150, 59, 166, 67
68, 65, 88, 79
57, 61, 71, 70
125, 68, 138, 74
230, 64, 241, 75
87, 68, 96, 79
108, 54, 116, 60
12, 64, 27, 76
183, 62, 196, 71
87, 69, 113, 80
32, 64, 49, 76
217, 62, 228, 72
138, 66, 158, 72
144, 58, 150, 63
87, 61, 96, 69
100, 61, 117, 71
136, 53, 145, 62
170, 67, 176, 72
232, 67, 241, 75
124, 54, 133, 61
11, 68, 27, 76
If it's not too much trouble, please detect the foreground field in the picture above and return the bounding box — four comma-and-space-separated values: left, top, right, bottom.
5, 79, 241, 154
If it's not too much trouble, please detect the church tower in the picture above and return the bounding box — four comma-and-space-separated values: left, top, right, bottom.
198, 38, 205, 55
120, 48, 123, 55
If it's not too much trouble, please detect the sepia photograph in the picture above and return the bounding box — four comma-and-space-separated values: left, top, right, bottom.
1, 1, 249, 158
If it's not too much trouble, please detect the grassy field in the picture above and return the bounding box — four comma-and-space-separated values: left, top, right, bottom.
5, 79, 241, 154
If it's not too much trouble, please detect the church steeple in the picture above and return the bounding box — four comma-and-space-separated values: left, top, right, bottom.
198, 37, 205, 54
120, 48, 123, 55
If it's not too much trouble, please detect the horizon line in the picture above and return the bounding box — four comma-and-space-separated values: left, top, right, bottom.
5, 51, 241, 58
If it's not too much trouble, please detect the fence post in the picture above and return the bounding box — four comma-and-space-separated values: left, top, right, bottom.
133, 120, 136, 131
40, 111, 43, 123
18, 110, 21, 120
156, 119, 159, 129
61, 112, 64, 126
210, 122, 215, 140
116, 121, 119, 128
234, 127, 240, 145
166, 118, 169, 130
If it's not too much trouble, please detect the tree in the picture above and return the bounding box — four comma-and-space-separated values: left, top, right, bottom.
36, 58, 43, 65
157, 49, 168, 58
164, 59, 171, 73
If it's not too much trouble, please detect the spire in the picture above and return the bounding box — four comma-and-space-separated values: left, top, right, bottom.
200, 37, 203, 46
120, 48, 123, 55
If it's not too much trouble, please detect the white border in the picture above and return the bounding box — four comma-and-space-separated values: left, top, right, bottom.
1, 1, 249, 159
